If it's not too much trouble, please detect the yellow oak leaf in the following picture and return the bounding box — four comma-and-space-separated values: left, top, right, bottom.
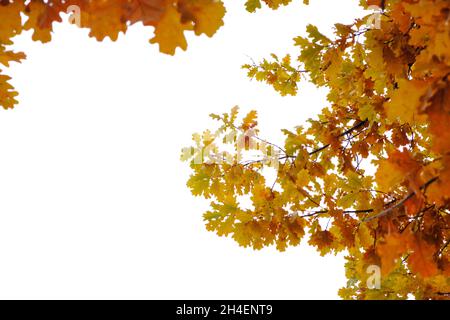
80, 2, 127, 41
179, 0, 226, 37
357, 223, 374, 249
0, 74, 19, 110
384, 79, 429, 125
375, 150, 419, 193
0, 1, 24, 44
150, 5, 190, 55
295, 169, 310, 188
375, 159, 404, 193
241, 110, 258, 131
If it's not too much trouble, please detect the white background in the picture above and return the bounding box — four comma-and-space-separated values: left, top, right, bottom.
0, 0, 365, 299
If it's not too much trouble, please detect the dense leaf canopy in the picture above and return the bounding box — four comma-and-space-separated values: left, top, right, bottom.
182, 0, 450, 300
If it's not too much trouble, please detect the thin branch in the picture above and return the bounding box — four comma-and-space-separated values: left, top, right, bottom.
297, 210, 329, 218
309, 143, 331, 155
338, 120, 369, 138
297, 208, 373, 219
400, 205, 434, 233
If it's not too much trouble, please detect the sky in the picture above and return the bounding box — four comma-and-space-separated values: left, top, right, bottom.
0, 0, 367, 299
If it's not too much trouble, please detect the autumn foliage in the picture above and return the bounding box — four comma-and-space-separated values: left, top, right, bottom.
0, 0, 225, 109
1, 0, 449, 299
182, 0, 450, 299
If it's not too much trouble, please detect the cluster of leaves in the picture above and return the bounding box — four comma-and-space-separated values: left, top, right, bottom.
0, 0, 226, 109
244, 0, 309, 12
243, 53, 304, 96
183, 0, 450, 299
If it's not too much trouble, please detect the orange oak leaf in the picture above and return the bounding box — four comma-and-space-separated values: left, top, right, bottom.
376, 226, 413, 275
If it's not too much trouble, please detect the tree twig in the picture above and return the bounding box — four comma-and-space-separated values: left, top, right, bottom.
363, 177, 439, 222
308, 119, 368, 155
